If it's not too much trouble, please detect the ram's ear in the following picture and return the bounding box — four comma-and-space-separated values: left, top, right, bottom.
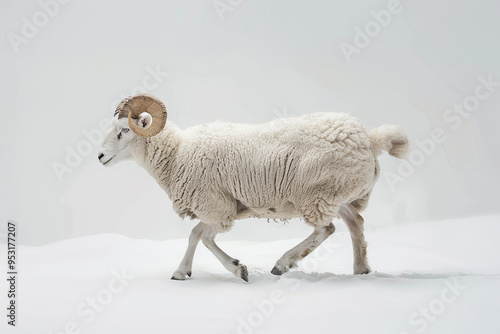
137, 112, 153, 129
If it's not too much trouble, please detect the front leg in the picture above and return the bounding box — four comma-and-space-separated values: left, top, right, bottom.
171, 222, 206, 280
201, 225, 248, 282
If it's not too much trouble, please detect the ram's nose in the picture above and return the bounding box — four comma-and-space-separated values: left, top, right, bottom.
98, 153, 104, 161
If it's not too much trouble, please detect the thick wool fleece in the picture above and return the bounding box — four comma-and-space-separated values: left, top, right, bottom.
130, 112, 408, 229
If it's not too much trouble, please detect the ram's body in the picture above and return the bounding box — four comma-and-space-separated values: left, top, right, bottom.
138, 113, 377, 228
99, 94, 409, 281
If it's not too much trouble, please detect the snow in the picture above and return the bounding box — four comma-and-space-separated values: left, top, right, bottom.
3, 214, 499, 334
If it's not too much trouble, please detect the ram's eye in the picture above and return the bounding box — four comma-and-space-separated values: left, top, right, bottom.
121, 128, 130, 133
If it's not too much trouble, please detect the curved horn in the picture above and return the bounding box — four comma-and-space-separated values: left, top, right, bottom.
114, 94, 167, 138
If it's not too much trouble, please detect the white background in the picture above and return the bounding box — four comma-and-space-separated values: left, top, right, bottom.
1, 0, 499, 245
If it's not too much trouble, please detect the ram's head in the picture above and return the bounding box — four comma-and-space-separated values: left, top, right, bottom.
98, 94, 167, 166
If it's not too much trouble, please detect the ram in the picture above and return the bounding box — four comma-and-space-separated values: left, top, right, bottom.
98, 94, 409, 281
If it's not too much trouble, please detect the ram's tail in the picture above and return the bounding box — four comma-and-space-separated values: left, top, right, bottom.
369, 125, 409, 158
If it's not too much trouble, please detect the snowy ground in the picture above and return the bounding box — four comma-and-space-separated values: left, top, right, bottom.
4, 214, 500, 334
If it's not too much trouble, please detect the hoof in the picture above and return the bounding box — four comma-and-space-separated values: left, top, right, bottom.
234, 263, 248, 282
271, 266, 284, 276
354, 266, 371, 275
356, 270, 371, 275
171, 269, 190, 280
240, 265, 249, 282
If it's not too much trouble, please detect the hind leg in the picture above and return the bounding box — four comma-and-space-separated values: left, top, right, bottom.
271, 223, 335, 275
339, 203, 371, 274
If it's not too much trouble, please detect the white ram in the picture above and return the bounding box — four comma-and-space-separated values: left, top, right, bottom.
98, 94, 409, 281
